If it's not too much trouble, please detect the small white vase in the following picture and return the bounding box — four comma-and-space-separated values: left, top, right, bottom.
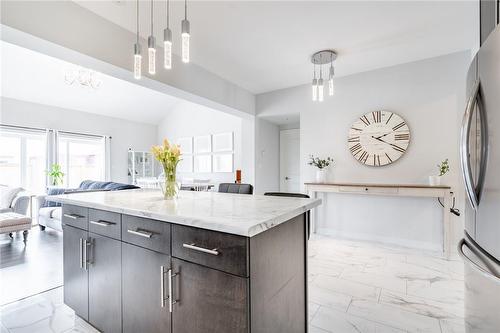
316, 169, 327, 183
429, 175, 441, 186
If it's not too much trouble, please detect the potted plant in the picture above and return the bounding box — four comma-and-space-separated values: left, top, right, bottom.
46, 163, 64, 186
308, 155, 334, 183
152, 139, 182, 199
429, 158, 449, 186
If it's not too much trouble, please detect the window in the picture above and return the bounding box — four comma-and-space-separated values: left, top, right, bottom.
0, 127, 47, 192
57, 133, 105, 188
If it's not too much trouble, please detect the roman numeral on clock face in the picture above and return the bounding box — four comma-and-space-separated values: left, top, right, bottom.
385, 112, 394, 125
360, 115, 371, 126
395, 133, 410, 141
358, 151, 368, 163
392, 121, 406, 131
385, 153, 393, 163
391, 143, 406, 153
350, 143, 362, 155
372, 111, 381, 123
373, 154, 381, 166
348, 136, 360, 142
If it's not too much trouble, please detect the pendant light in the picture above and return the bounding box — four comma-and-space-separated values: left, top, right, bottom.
318, 60, 324, 102
328, 55, 335, 96
181, 0, 190, 63
310, 50, 337, 102
163, 0, 172, 69
133, 0, 142, 80
148, 0, 156, 75
312, 64, 318, 101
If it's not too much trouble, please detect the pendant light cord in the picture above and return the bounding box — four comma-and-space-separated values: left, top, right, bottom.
185, 0, 187, 20
136, 0, 139, 44
151, 0, 154, 35
166, 0, 170, 28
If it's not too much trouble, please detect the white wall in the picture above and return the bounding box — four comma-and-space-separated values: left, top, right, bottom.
1, 97, 157, 184
256, 51, 471, 251
255, 118, 280, 194
157, 102, 245, 185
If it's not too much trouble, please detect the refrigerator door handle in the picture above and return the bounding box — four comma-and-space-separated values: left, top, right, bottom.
460, 80, 481, 209
458, 238, 500, 282
475, 83, 489, 206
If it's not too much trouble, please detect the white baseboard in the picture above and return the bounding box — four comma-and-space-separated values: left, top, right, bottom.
316, 227, 442, 253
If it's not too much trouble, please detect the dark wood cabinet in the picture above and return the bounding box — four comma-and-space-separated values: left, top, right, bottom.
63, 225, 89, 321
88, 233, 122, 333
122, 242, 171, 333
171, 258, 248, 333
62, 205, 308, 333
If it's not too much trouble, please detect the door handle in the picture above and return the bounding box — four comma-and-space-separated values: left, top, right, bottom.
168, 269, 178, 313
182, 243, 219, 256
127, 229, 154, 238
457, 239, 500, 282
285, 176, 290, 180
90, 220, 115, 227
460, 80, 480, 209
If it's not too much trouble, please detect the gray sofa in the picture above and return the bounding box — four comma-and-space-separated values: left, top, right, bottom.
37, 180, 139, 232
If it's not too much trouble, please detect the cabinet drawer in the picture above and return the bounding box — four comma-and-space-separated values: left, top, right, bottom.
62, 205, 88, 230
122, 215, 171, 255
339, 186, 399, 195
172, 225, 248, 277
89, 209, 121, 240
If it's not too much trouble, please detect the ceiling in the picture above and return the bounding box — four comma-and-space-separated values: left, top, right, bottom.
75, 0, 478, 94
0, 41, 184, 124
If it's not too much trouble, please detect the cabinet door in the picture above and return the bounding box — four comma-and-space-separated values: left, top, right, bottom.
122, 243, 171, 333
88, 233, 122, 333
63, 225, 89, 321
172, 258, 248, 333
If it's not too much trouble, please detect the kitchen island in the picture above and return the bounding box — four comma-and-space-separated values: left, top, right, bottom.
49, 189, 321, 333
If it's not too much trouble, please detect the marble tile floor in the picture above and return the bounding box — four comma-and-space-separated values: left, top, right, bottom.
0, 234, 465, 333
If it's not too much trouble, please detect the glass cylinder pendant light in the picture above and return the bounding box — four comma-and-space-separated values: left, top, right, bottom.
148, 0, 156, 75
328, 62, 335, 96
311, 50, 337, 102
312, 64, 318, 102
134, 0, 142, 80
163, 0, 172, 69
318, 65, 324, 102
181, 0, 190, 63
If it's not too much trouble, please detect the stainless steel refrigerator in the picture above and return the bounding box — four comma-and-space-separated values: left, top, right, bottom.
460, 25, 500, 332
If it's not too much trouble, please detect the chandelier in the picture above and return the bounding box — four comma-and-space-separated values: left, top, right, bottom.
64, 66, 102, 90
311, 50, 337, 102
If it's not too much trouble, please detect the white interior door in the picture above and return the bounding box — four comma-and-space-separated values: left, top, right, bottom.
280, 129, 300, 192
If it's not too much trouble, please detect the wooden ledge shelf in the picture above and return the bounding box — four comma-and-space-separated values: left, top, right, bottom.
304, 182, 454, 259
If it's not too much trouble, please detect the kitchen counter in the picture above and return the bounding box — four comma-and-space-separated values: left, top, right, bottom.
52, 189, 320, 333
49, 188, 321, 237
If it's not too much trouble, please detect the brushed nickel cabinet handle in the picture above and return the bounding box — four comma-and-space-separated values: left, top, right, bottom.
168, 269, 178, 313
183, 243, 219, 256
64, 213, 83, 220
160, 266, 166, 308
79, 238, 84, 269
127, 229, 153, 238
83, 239, 88, 271
90, 220, 115, 227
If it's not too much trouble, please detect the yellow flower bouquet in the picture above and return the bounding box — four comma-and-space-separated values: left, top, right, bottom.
152, 139, 182, 199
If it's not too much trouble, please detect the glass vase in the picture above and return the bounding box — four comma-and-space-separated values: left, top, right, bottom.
160, 164, 179, 200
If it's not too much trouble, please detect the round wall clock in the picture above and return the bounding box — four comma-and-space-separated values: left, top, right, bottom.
348, 111, 410, 166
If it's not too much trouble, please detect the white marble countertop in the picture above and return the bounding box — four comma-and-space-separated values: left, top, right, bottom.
48, 189, 321, 237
